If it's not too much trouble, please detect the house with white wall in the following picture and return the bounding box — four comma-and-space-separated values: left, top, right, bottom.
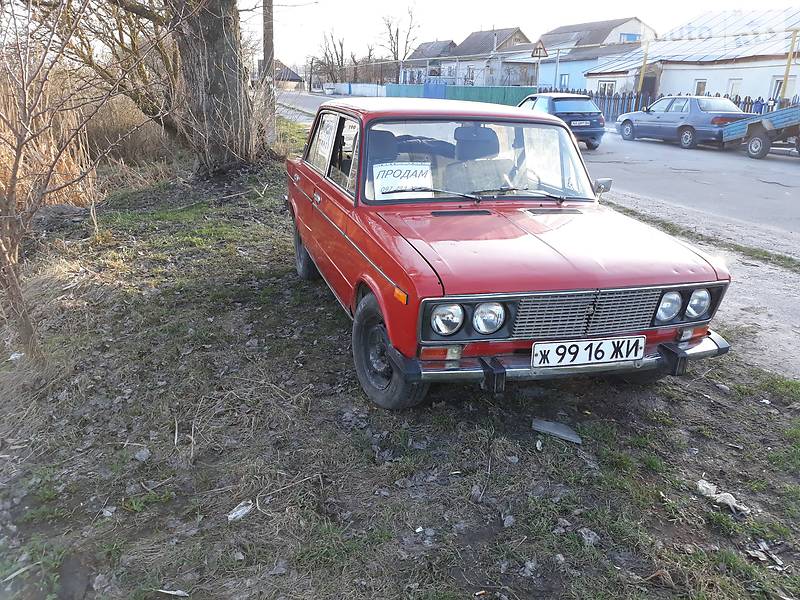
533, 18, 656, 90
585, 9, 800, 101
400, 40, 457, 84
435, 27, 533, 86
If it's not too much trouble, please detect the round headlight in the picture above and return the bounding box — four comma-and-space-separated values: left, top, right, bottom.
473, 302, 506, 335
431, 304, 464, 336
656, 291, 682, 322
686, 288, 711, 319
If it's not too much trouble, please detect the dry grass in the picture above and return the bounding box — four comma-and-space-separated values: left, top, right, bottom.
0, 75, 96, 209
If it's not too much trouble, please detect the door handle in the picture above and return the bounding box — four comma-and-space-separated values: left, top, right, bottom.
293, 173, 301, 183
312, 192, 321, 204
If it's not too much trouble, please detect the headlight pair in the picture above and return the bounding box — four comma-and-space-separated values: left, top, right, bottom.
656, 288, 712, 323
431, 302, 505, 336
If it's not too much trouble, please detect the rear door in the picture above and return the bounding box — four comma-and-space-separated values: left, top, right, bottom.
659, 97, 689, 140
298, 111, 339, 271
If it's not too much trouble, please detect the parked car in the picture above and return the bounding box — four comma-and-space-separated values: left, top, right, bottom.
616, 96, 754, 149
518, 93, 606, 150
286, 98, 731, 410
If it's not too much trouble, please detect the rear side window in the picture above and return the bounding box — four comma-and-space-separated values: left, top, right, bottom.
553, 98, 600, 113
668, 98, 689, 113
307, 113, 338, 172
329, 117, 360, 195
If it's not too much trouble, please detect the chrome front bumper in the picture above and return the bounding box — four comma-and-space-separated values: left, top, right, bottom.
392, 332, 730, 393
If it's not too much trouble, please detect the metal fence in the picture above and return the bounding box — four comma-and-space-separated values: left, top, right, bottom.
536, 87, 800, 122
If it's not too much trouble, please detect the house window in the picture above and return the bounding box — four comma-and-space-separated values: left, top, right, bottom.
559, 73, 569, 89
727, 78, 743, 97
694, 79, 707, 95
619, 33, 642, 43
771, 76, 797, 98
598, 80, 616, 95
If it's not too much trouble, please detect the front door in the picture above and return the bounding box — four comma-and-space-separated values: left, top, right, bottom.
638, 97, 672, 137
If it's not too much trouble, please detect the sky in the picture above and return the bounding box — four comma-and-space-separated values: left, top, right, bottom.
238, 0, 797, 69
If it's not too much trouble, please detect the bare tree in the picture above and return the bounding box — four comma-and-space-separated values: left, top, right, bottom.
0, 0, 168, 358
319, 32, 345, 84
32, 0, 256, 176
381, 8, 418, 83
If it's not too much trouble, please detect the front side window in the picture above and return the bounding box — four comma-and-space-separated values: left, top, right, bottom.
329, 117, 360, 195
648, 98, 671, 113
363, 120, 594, 203
307, 113, 338, 173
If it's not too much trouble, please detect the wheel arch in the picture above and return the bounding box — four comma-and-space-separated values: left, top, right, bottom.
352, 275, 416, 356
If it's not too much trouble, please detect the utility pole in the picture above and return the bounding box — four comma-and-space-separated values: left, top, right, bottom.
308, 57, 314, 93
263, 0, 274, 83
781, 29, 798, 101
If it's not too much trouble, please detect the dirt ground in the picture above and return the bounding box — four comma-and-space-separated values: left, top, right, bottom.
1, 129, 800, 599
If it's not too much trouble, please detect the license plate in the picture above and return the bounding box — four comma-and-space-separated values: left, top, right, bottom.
532, 336, 645, 368
571, 120, 590, 127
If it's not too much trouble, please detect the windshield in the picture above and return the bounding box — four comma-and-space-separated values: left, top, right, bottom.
697, 97, 742, 112
364, 120, 594, 202
553, 98, 600, 113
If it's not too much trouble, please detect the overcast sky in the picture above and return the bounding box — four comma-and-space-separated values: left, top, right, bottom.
238, 0, 795, 69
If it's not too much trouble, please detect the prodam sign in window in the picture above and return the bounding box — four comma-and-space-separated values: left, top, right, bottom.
373, 162, 432, 200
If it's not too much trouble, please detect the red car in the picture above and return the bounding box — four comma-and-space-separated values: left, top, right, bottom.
286, 98, 730, 410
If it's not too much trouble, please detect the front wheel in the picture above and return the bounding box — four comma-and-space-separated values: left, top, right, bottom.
679, 127, 697, 149
352, 294, 430, 410
746, 133, 771, 159
620, 121, 635, 141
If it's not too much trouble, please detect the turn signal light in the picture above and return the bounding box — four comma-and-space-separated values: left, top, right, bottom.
420, 346, 463, 360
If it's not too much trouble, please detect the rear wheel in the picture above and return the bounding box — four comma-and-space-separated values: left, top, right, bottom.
679, 127, 697, 149
746, 132, 771, 159
585, 139, 600, 150
294, 219, 319, 280
352, 294, 430, 410
620, 121, 635, 141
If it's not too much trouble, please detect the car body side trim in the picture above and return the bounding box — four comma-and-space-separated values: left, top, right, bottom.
295, 185, 400, 291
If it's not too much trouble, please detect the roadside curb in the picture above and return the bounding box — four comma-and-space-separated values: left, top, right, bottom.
276, 102, 316, 118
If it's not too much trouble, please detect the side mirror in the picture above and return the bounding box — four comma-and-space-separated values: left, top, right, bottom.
642, 106, 650, 113
594, 178, 613, 196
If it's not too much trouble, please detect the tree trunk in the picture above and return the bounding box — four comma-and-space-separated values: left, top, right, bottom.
0, 243, 42, 361
168, 0, 251, 175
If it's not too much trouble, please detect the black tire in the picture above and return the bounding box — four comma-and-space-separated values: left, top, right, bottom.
585, 139, 600, 150
679, 127, 697, 149
294, 219, 319, 280
795, 137, 799, 156
620, 121, 635, 141
746, 133, 770, 159
352, 294, 429, 410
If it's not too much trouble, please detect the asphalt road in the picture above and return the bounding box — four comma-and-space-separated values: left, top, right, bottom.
277, 91, 800, 237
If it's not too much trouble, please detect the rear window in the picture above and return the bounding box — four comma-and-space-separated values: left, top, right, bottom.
553, 98, 600, 113
697, 97, 742, 112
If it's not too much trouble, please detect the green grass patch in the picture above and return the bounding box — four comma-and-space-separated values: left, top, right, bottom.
294, 521, 392, 569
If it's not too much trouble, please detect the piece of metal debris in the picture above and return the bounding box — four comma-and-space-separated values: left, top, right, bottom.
532, 419, 582, 444
156, 590, 189, 598
226, 499, 254, 522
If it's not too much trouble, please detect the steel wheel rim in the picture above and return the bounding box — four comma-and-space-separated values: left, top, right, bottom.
364, 323, 392, 390
749, 138, 762, 154
682, 131, 693, 146
623, 124, 632, 137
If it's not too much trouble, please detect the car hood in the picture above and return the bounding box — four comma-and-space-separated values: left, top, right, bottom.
379, 205, 722, 295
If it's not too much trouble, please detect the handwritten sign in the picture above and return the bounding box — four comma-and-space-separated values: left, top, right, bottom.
373, 162, 432, 200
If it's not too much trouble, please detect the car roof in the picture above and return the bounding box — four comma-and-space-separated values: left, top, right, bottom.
318, 97, 564, 126
531, 93, 591, 99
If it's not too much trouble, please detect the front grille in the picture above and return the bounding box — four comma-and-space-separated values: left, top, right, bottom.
512, 288, 662, 339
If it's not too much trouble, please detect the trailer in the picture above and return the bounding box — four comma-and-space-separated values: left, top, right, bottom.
722, 104, 800, 159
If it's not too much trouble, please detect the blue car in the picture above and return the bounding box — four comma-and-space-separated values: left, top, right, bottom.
615, 96, 754, 149
518, 93, 605, 150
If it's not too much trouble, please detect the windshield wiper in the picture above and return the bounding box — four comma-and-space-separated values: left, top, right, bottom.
381, 186, 482, 201
470, 187, 580, 205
